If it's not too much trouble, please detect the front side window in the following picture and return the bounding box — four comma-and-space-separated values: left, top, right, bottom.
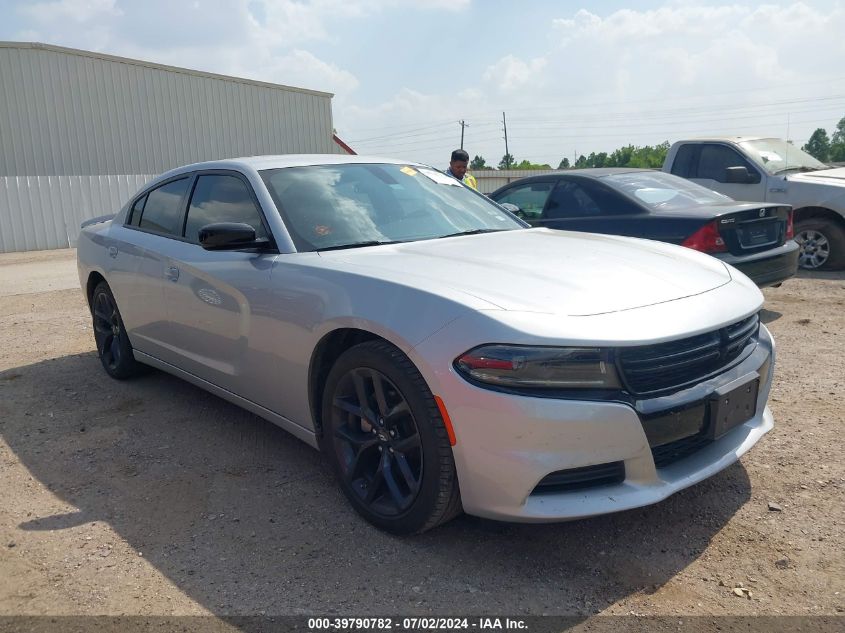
492, 182, 553, 220
696, 145, 756, 182
185, 174, 268, 243
261, 164, 523, 252
137, 178, 191, 236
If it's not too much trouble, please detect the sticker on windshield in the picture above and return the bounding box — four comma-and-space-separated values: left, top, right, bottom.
757, 150, 782, 163
400, 166, 418, 176
418, 168, 462, 186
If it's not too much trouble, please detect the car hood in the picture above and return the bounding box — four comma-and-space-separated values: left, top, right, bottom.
319, 228, 732, 316
787, 166, 845, 185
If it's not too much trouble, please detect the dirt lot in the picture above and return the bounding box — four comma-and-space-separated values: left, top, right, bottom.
0, 249, 843, 623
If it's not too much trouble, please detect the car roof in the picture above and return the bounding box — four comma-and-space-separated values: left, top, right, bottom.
501, 168, 658, 181
158, 154, 426, 180
675, 136, 772, 143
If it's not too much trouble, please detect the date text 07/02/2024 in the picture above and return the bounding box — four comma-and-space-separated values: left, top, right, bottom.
307, 617, 528, 631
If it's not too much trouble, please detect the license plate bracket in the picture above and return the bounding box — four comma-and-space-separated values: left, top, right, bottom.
708, 373, 759, 439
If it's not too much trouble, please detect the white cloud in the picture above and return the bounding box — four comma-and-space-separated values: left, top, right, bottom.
483, 55, 548, 93
19, 0, 121, 23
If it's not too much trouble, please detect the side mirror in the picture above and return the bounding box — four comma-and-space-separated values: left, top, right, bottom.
725, 166, 760, 184
499, 202, 524, 217
199, 223, 268, 251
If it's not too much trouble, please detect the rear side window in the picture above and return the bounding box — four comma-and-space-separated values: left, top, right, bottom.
138, 178, 191, 236
670, 144, 696, 178
545, 179, 639, 219
184, 175, 267, 243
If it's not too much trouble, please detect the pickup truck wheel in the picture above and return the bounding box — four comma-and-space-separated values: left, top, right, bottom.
91, 281, 145, 379
794, 220, 845, 271
321, 340, 462, 534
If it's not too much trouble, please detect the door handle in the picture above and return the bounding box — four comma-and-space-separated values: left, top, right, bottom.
108, 246, 118, 259
769, 187, 787, 193
165, 266, 180, 282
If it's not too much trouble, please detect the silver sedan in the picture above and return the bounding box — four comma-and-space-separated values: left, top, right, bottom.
77, 155, 774, 534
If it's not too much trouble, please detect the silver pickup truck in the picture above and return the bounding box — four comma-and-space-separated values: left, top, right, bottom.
663, 137, 845, 270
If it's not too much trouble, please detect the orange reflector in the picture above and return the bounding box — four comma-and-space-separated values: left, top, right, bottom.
434, 395, 457, 446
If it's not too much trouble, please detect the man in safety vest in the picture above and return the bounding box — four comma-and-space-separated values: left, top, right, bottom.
445, 149, 478, 190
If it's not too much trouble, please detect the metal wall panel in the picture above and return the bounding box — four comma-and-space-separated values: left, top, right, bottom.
0, 42, 339, 178
0, 42, 345, 252
0, 174, 154, 252
473, 169, 564, 194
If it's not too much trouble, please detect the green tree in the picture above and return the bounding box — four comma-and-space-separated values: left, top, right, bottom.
574, 154, 588, 168
514, 159, 553, 170
802, 128, 831, 162
830, 116, 845, 162
558, 157, 571, 169
470, 155, 489, 170
498, 153, 515, 169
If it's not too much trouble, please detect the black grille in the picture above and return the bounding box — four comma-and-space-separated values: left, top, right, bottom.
618, 314, 759, 395
532, 461, 625, 494
651, 433, 712, 468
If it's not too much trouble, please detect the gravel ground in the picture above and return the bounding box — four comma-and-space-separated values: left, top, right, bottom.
0, 249, 843, 622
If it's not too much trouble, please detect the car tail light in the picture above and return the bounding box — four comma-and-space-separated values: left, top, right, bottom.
682, 221, 727, 254
785, 209, 794, 239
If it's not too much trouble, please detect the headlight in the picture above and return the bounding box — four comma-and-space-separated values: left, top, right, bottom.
455, 345, 621, 389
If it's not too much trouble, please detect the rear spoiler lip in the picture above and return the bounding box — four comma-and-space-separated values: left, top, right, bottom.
80, 214, 116, 229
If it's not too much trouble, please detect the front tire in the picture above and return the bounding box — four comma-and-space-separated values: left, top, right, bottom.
320, 340, 461, 534
91, 281, 144, 379
794, 219, 845, 270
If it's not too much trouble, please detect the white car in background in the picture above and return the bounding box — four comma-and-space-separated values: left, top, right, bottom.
77, 155, 774, 534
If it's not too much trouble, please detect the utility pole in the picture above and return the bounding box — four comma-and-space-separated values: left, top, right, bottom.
458, 120, 469, 150
502, 112, 510, 169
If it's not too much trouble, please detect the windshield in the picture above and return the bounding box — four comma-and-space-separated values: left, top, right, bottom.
260, 163, 522, 251
603, 171, 732, 211
738, 138, 827, 174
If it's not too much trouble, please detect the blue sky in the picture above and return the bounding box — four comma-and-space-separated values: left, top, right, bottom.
2, 0, 844, 169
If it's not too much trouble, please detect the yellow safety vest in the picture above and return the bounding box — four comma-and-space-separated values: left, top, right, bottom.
464, 173, 478, 191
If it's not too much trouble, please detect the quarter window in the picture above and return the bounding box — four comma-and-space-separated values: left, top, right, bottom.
138, 178, 191, 236
128, 194, 147, 227
184, 175, 267, 243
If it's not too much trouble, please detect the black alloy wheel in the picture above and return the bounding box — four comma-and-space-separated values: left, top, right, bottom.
321, 340, 461, 534
91, 282, 144, 379
332, 367, 422, 515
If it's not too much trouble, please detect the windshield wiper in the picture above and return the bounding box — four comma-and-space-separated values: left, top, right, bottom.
774, 166, 821, 175
316, 240, 405, 252
437, 228, 505, 239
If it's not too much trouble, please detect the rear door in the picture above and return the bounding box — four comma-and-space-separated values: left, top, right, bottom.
118, 176, 193, 358
536, 177, 648, 236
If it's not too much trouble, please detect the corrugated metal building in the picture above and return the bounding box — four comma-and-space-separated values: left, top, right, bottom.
0, 42, 347, 253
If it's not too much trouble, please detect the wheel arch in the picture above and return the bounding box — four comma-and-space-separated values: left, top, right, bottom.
793, 206, 845, 229
308, 328, 393, 440
85, 271, 107, 311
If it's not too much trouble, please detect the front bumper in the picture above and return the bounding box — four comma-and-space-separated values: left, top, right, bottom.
428, 325, 775, 522
719, 240, 799, 288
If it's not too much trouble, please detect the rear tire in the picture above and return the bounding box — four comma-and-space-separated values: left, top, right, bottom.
91, 281, 145, 379
320, 340, 462, 534
794, 219, 845, 270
